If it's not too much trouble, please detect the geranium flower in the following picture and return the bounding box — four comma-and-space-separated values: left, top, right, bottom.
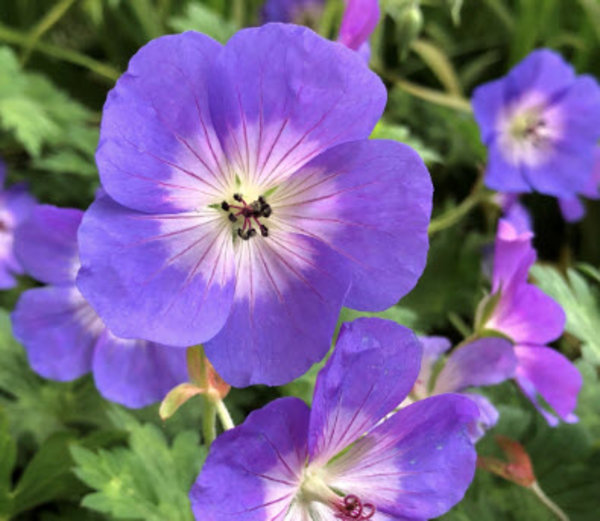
0, 159, 35, 289
11, 205, 187, 408
262, 0, 379, 59
472, 49, 600, 197
478, 219, 582, 425
412, 336, 517, 441
77, 24, 432, 387
190, 318, 478, 520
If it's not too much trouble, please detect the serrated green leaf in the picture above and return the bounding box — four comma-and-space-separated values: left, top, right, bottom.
530, 265, 600, 366
72, 409, 205, 521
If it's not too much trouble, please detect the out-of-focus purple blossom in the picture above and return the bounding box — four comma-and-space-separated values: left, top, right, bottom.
338, 0, 380, 57
262, 0, 379, 60
190, 318, 478, 520
558, 147, 600, 222
76, 25, 432, 387
478, 219, 582, 425
494, 192, 533, 234
11, 205, 187, 409
413, 336, 517, 441
261, 0, 324, 25
472, 49, 600, 197
0, 159, 35, 289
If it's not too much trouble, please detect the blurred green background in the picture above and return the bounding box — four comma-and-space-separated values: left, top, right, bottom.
0, 1, 599, 520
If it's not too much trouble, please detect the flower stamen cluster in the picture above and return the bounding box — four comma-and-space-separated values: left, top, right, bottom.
220, 193, 272, 240
334, 494, 376, 520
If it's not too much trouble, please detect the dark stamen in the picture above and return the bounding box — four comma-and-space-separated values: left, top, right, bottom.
261, 204, 272, 218
221, 201, 230, 211
260, 225, 269, 237
228, 213, 237, 222
233, 193, 242, 202
222, 193, 272, 241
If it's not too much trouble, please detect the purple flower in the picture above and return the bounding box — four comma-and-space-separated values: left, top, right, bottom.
558, 147, 600, 222
494, 192, 532, 234
77, 25, 432, 387
190, 318, 478, 520
479, 219, 582, 425
338, 0, 380, 56
472, 49, 600, 197
0, 159, 35, 289
413, 336, 517, 441
261, 0, 325, 25
11, 205, 187, 408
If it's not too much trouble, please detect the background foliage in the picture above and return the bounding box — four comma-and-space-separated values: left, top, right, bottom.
0, 0, 599, 519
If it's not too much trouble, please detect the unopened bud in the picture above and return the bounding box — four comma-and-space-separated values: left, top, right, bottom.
386, 0, 423, 59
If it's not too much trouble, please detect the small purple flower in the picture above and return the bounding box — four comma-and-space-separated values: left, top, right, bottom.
261, 0, 325, 25
558, 147, 600, 222
190, 318, 478, 520
479, 219, 582, 425
472, 49, 600, 197
338, 0, 380, 56
494, 192, 532, 234
413, 336, 517, 441
77, 25, 432, 387
11, 205, 187, 408
0, 159, 35, 289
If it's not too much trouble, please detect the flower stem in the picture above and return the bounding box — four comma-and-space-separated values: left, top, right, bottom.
428, 177, 487, 235
215, 399, 235, 431
187, 346, 218, 445
21, 0, 78, 65
0, 23, 120, 83
530, 482, 570, 521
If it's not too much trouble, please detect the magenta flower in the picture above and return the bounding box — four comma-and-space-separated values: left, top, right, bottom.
11, 205, 187, 408
413, 336, 517, 441
77, 25, 432, 387
479, 219, 582, 425
494, 192, 532, 234
190, 318, 478, 520
0, 159, 35, 289
472, 49, 600, 197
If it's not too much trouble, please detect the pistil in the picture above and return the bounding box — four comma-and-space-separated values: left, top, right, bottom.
221, 193, 272, 241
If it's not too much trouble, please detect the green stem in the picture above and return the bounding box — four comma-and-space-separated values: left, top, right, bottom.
232, 0, 245, 28
215, 399, 235, 431
0, 23, 120, 83
373, 66, 472, 112
428, 178, 487, 235
187, 346, 218, 445
21, 0, 78, 65
530, 482, 570, 521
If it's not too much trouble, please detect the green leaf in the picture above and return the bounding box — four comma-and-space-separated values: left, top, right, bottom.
0, 46, 96, 165
169, 4, 237, 43
371, 120, 441, 164
72, 408, 206, 521
0, 408, 16, 517
530, 265, 600, 366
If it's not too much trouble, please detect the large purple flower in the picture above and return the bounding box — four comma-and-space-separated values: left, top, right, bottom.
412, 336, 517, 441
11, 205, 187, 408
77, 25, 432, 387
479, 219, 582, 425
190, 318, 478, 520
472, 49, 600, 197
0, 159, 35, 289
